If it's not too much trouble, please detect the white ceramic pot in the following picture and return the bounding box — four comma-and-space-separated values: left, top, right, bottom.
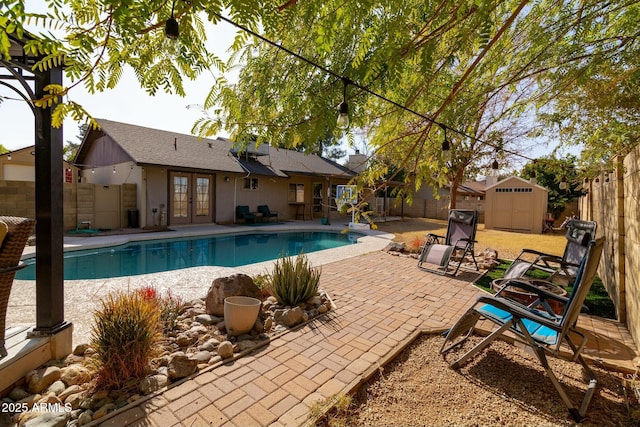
224, 296, 262, 336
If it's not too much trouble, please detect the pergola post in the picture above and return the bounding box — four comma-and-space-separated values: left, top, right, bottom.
2, 31, 72, 346
31, 66, 70, 336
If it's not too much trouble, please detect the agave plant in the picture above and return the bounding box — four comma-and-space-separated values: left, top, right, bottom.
268, 252, 321, 306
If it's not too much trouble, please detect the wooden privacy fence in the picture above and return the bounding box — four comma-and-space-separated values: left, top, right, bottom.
0, 180, 136, 231
578, 150, 640, 347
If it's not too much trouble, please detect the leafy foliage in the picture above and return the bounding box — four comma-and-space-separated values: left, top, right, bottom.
268, 252, 321, 306
90, 289, 161, 390
2, 0, 638, 189
520, 155, 583, 219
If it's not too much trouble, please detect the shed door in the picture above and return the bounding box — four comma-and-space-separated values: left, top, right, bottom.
493, 191, 513, 229
511, 191, 533, 230
492, 187, 533, 231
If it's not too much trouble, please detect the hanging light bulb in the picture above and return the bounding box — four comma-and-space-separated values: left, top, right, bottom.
439, 124, 451, 163
165, 1, 179, 39
336, 78, 349, 130
440, 124, 450, 152
559, 176, 567, 190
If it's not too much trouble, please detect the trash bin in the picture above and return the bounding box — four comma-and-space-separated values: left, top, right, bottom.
127, 209, 139, 228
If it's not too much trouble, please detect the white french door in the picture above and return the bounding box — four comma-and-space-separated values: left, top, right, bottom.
169, 172, 213, 225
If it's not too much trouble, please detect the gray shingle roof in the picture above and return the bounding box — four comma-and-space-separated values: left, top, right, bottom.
82, 119, 354, 179
90, 119, 244, 173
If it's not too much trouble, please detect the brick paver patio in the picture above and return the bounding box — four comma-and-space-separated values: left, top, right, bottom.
97, 251, 639, 427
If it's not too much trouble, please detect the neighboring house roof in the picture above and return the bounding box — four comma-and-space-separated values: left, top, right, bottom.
444, 180, 486, 196
484, 175, 549, 192
76, 119, 355, 179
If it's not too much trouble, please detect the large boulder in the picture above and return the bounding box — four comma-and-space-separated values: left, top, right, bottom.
205, 274, 262, 316
168, 354, 198, 379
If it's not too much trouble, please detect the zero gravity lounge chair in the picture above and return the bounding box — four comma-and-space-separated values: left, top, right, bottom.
418, 209, 479, 276
504, 219, 597, 284
440, 237, 605, 421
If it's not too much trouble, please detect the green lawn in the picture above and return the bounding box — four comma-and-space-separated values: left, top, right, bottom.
474, 260, 617, 320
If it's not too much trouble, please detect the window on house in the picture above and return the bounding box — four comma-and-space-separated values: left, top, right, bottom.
195, 177, 210, 216
288, 183, 305, 203
243, 177, 259, 190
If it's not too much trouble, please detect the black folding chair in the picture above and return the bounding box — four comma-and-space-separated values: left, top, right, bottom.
441, 237, 605, 421
417, 209, 479, 276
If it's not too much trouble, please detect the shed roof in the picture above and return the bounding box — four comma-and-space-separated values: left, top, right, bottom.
485, 175, 549, 192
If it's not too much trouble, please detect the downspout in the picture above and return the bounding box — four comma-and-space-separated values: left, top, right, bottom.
230, 153, 251, 224
326, 176, 331, 225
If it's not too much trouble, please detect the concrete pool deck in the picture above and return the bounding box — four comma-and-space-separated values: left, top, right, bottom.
9, 220, 395, 345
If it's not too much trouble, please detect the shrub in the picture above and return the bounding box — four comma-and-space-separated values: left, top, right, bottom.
135, 286, 185, 333
90, 290, 161, 389
268, 252, 321, 306
157, 289, 185, 332
407, 236, 424, 253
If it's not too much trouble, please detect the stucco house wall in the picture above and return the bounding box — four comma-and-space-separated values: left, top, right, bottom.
74, 119, 355, 227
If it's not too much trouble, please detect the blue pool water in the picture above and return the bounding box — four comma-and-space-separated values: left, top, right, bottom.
16, 231, 360, 280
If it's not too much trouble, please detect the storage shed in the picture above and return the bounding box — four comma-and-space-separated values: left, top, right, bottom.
484, 176, 549, 234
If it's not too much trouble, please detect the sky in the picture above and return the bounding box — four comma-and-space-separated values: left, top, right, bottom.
0, 1, 239, 152
0, 2, 574, 167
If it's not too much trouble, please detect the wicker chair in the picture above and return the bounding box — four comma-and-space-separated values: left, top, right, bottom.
0, 216, 36, 358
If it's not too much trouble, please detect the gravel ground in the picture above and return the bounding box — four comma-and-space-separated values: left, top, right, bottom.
319, 334, 639, 427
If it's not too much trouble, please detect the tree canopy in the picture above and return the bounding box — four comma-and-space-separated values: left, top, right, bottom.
1, 0, 638, 203
520, 155, 583, 219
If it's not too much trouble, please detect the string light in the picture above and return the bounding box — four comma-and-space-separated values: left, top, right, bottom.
165, 1, 179, 39
440, 124, 450, 152
210, 12, 537, 164
559, 176, 567, 190
336, 78, 349, 130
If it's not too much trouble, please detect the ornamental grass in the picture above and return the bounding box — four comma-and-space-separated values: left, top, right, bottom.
90, 290, 161, 390
268, 252, 321, 306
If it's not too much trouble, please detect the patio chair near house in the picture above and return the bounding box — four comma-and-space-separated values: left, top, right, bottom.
257, 205, 278, 222
235, 206, 256, 223
504, 219, 597, 284
440, 237, 604, 421
0, 216, 36, 358
418, 209, 479, 276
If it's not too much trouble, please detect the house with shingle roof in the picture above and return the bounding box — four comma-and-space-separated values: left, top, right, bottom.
74, 119, 356, 227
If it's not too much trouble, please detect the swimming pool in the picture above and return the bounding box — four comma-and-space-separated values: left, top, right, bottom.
16, 231, 360, 280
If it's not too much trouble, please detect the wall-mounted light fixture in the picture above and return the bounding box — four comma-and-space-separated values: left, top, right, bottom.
112, 166, 117, 174
7, 153, 11, 161
224, 176, 230, 182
